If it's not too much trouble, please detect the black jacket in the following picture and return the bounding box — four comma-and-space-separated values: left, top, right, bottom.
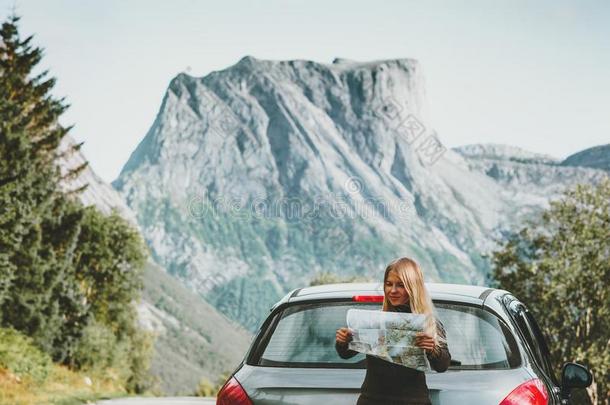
335, 304, 451, 405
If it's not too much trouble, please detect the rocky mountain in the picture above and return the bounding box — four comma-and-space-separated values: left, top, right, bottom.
58, 135, 137, 223
452, 143, 608, 218
113, 56, 609, 333
561, 144, 610, 172
58, 135, 251, 394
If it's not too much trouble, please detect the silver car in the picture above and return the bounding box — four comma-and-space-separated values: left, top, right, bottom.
217, 282, 592, 404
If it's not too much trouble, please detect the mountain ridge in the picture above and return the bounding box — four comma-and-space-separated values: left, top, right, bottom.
561, 143, 610, 172
113, 56, 608, 332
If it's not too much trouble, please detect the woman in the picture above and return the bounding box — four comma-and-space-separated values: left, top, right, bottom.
335, 257, 451, 405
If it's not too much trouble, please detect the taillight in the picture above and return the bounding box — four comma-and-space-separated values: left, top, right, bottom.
352, 295, 384, 302
499, 378, 549, 405
217, 376, 253, 405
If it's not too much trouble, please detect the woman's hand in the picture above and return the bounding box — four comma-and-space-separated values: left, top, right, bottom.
336, 327, 353, 344
415, 332, 436, 353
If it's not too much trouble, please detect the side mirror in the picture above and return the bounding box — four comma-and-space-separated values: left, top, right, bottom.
560, 362, 593, 400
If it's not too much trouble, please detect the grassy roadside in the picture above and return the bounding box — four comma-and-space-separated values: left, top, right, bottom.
0, 364, 131, 405
0, 327, 150, 405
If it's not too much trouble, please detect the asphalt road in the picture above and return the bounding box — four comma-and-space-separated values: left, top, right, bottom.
96, 398, 216, 405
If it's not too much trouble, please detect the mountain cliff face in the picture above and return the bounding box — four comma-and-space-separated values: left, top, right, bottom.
113, 56, 608, 331
58, 135, 137, 223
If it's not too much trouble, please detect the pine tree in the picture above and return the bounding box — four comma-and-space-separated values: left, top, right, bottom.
0, 15, 84, 357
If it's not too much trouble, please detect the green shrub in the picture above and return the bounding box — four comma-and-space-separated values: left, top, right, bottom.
125, 328, 156, 394
194, 378, 216, 397
0, 327, 52, 383
193, 371, 231, 397
70, 318, 156, 394
71, 320, 121, 371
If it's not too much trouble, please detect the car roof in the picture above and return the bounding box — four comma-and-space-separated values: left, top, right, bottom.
272, 282, 498, 311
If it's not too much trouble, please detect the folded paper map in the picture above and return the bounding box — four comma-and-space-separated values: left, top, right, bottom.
346, 308, 430, 371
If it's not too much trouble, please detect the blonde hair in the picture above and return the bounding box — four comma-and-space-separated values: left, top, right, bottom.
381, 257, 445, 347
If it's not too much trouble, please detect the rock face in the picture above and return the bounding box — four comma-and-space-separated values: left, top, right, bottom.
453, 143, 608, 220
58, 135, 137, 224
113, 56, 608, 331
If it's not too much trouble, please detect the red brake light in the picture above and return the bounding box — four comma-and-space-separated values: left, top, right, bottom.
352, 295, 384, 302
499, 378, 548, 405
217, 376, 253, 405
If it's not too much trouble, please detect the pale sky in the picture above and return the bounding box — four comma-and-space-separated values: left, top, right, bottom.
2, 0, 609, 182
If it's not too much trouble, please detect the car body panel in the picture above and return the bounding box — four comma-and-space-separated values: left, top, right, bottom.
235, 364, 534, 405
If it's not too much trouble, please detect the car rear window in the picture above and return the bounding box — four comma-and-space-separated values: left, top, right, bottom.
252, 301, 520, 370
